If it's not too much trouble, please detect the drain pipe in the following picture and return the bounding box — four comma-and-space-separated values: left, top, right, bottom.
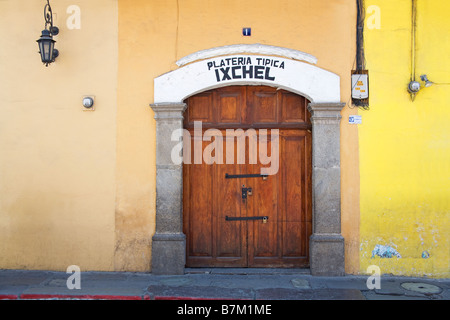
408, 0, 419, 100
411, 0, 417, 82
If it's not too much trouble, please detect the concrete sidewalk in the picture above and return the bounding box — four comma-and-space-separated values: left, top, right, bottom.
0, 268, 449, 300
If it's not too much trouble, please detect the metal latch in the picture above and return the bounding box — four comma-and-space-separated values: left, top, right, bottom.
225, 173, 268, 180
241, 185, 252, 200
225, 216, 269, 222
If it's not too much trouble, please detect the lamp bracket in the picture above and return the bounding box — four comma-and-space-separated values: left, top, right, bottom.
44, 0, 58, 35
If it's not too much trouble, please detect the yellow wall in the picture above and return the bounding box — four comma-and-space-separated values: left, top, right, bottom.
116, 0, 360, 273
0, 0, 118, 271
360, 0, 450, 277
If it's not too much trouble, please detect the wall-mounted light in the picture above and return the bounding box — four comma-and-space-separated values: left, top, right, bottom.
408, 74, 434, 97
407, 80, 421, 94
420, 74, 433, 88
82, 96, 95, 111
37, 0, 59, 66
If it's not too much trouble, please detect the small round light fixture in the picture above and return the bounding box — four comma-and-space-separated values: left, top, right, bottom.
82, 97, 94, 109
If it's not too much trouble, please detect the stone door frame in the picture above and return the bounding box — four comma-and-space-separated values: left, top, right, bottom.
150, 45, 345, 276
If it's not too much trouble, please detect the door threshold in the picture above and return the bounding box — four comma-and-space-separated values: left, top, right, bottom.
185, 268, 311, 275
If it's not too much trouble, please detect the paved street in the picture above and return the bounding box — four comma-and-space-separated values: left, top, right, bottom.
1, 268, 448, 301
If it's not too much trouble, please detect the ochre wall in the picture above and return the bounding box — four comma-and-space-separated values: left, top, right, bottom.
0, 0, 118, 271
1, 0, 360, 273
360, 0, 450, 277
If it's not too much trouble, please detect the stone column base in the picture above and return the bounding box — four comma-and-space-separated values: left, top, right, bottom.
310, 234, 345, 276
151, 233, 186, 275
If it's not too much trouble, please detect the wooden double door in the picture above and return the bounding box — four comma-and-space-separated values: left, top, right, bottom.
183, 86, 312, 268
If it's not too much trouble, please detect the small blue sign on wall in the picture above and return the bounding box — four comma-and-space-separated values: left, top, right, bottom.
349, 115, 362, 124
243, 28, 251, 36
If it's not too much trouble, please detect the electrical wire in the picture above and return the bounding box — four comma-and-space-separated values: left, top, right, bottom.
356, 0, 366, 71
354, 0, 369, 110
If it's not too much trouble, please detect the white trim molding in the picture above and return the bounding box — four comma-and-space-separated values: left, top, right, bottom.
176, 44, 318, 66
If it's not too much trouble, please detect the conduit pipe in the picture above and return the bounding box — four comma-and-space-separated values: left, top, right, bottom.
410, 0, 418, 100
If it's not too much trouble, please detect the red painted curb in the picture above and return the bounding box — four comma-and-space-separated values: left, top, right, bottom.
0, 294, 18, 300
154, 296, 246, 300
19, 294, 145, 300
2, 293, 245, 301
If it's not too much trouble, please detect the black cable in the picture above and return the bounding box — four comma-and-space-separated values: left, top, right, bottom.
354, 0, 370, 110
356, 0, 366, 71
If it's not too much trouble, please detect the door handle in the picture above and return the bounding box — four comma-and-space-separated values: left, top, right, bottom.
241, 185, 252, 200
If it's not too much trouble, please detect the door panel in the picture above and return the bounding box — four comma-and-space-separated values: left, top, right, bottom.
183, 86, 311, 268
246, 132, 279, 267
216, 86, 245, 125
248, 87, 278, 124
184, 138, 214, 258
280, 131, 311, 260
184, 86, 311, 129
247, 130, 311, 267
187, 91, 214, 124
215, 134, 246, 264
184, 130, 247, 267
280, 91, 308, 124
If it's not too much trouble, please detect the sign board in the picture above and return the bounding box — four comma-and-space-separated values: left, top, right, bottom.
154, 54, 341, 104
351, 74, 369, 99
349, 115, 362, 124
207, 56, 285, 83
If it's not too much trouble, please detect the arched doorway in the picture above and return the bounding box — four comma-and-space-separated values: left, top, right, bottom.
150, 46, 345, 275
183, 86, 312, 268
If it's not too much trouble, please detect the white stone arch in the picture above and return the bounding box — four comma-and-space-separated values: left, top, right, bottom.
175, 43, 318, 66
150, 45, 345, 276
154, 44, 341, 104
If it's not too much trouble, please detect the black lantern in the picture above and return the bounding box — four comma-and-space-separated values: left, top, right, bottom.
37, 29, 58, 66
37, 0, 59, 67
